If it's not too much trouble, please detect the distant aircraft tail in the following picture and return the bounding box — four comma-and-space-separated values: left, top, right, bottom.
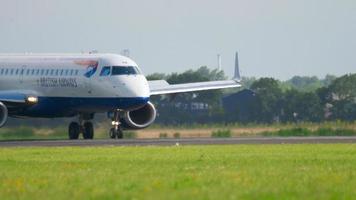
234, 51, 241, 81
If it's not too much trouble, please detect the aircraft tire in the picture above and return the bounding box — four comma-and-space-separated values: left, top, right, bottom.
69, 122, 80, 140
109, 128, 116, 139
117, 128, 124, 139
83, 122, 94, 139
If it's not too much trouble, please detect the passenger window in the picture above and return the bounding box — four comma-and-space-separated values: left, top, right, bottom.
10, 69, 14, 75
0, 69, 3, 75
26, 69, 30, 75
31, 69, 35, 75
15, 69, 19, 75
60, 69, 64, 76
65, 70, 69, 76
100, 66, 111, 76
55, 69, 59, 76
75, 70, 79, 75
40, 69, 44, 76
70, 69, 74, 76
5, 69, 9, 75
50, 69, 54, 76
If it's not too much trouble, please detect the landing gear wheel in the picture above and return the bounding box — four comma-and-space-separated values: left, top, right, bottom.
117, 128, 123, 139
69, 122, 80, 140
109, 128, 124, 139
109, 128, 116, 139
109, 110, 124, 139
83, 122, 94, 139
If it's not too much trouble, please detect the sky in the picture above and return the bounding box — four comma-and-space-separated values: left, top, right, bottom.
0, 0, 355, 80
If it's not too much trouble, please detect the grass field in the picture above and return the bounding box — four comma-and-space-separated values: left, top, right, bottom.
0, 144, 355, 199
1, 121, 356, 140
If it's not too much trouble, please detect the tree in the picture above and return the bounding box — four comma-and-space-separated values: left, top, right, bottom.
328, 74, 356, 102
241, 77, 257, 89
250, 78, 283, 123
285, 76, 322, 92
327, 74, 356, 121
282, 89, 324, 122
295, 92, 324, 122
322, 74, 337, 86
146, 73, 166, 81
281, 89, 300, 122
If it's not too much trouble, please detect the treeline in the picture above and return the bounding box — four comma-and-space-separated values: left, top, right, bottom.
148, 66, 356, 124
241, 75, 355, 123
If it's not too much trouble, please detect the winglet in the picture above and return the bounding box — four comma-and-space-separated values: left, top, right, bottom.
234, 51, 241, 81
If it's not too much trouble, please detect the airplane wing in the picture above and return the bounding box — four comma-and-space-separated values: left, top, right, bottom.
149, 51, 242, 96
149, 79, 241, 95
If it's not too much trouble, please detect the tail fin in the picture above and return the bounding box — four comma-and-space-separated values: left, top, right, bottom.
233, 51, 241, 81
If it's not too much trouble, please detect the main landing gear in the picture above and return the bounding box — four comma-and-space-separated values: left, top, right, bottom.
109, 110, 124, 139
68, 114, 94, 140
67, 112, 125, 140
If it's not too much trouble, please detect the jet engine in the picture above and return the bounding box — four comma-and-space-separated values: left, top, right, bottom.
0, 102, 8, 128
121, 101, 157, 130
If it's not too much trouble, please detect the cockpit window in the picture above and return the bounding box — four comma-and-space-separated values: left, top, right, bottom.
100, 66, 111, 76
134, 66, 142, 74
112, 66, 140, 75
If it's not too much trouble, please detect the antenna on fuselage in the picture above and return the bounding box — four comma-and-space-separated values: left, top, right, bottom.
89, 50, 98, 54
121, 49, 130, 57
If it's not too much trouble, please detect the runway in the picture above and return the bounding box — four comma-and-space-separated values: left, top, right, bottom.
0, 136, 355, 147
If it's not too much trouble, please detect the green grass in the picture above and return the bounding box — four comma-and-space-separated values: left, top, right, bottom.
1, 121, 356, 140
262, 127, 356, 137
0, 126, 68, 140
211, 129, 232, 138
148, 120, 356, 130
0, 144, 355, 199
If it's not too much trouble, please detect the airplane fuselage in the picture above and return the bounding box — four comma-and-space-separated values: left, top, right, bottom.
0, 54, 150, 118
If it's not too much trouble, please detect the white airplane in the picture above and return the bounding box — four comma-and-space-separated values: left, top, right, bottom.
0, 53, 241, 139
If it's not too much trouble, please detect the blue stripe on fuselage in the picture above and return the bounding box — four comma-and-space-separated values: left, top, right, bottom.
14, 96, 149, 118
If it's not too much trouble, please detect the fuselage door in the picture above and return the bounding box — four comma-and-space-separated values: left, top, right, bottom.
84, 75, 92, 94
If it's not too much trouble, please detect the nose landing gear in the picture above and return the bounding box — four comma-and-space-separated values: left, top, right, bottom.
109, 110, 124, 139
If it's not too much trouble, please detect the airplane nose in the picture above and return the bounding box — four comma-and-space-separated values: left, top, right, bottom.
125, 75, 150, 98
132, 82, 150, 97
122, 76, 150, 109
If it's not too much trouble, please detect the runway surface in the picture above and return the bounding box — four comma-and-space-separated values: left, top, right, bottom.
0, 136, 355, 147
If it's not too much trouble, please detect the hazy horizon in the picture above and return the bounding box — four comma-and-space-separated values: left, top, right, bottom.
0, 0, 355, 80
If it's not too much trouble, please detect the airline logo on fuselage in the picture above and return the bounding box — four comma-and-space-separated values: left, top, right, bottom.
74, 60, 98, 78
